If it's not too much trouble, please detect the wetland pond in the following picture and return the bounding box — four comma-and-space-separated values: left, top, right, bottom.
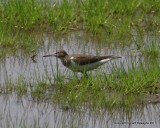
0, 32, 160, 128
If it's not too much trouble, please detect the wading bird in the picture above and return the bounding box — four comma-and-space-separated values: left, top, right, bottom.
43, 49, 121, 76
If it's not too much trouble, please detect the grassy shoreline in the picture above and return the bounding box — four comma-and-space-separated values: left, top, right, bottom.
0, 0, 159, 31
0, 0, 160, 48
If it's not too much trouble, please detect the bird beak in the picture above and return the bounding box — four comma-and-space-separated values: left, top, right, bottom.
43, 53, 55, 57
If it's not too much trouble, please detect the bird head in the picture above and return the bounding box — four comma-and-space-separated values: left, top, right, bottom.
43, 49, 68, 59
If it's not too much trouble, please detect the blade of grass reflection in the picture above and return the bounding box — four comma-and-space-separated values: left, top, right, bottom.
42, 57, 52, 85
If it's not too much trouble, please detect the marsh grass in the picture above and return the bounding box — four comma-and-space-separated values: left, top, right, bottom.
0, 0, 160, 48
54, 59, 160, 109
1, 75, 28, 97
0, 24, 42, 51
142, 42, 160, 58
108, 63, 160, 94
0, 57, 159, 110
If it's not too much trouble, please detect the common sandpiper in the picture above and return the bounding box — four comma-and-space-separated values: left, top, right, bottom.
43, 49, 121, 76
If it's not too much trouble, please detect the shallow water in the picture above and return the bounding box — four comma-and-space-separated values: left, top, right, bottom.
0, 94, 159, 128
0, 32, 160, 128
0, 32, 142, 84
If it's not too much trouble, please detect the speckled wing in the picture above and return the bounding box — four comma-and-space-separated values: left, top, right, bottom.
70, 54, 116, 65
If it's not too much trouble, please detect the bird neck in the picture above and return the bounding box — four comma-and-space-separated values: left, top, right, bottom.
60, 55, 70, 66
